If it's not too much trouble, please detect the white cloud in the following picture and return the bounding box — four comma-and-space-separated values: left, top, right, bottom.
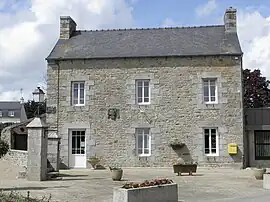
196, 0, 217, 17
237, 9, 270, 79
161, 18, 178, 27
0, 0, 134, 101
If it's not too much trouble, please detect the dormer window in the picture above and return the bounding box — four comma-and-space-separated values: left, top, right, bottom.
8, 111, 15, 117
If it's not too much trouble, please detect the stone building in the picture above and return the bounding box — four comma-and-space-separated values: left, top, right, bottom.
46, 7, 243, 168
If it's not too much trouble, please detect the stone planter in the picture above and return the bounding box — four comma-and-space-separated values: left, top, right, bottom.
113, 183, 178, 202
253, 168, 266, 180
173, 164, 197, 176
263, 174, 270, 189
110, 168, 123, 181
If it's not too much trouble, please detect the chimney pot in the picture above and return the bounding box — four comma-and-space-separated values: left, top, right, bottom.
224, 7, 237, 33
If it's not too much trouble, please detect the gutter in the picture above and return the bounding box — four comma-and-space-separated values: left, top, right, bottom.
55, 61, 60, 137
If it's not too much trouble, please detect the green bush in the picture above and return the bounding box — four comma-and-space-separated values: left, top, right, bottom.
0, 139, 9, 158
0, 191, 53, 202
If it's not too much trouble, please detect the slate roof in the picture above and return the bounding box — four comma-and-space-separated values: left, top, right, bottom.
0, 101, 24, 119
46, 25, 243, 60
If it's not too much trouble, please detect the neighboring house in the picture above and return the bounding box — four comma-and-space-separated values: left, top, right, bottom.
0, 101, 27, 124
46, 7, 244, 169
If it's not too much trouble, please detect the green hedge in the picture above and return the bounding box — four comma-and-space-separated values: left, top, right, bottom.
0, 191, 53, 202
0, 139, 9, 158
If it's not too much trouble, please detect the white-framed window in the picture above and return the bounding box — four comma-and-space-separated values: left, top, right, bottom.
203, 78, 218, 104
136, 128, 151, 156
204, 128, 219, 156
8, 111, 14, 117
136, 80, 150, 105
72, 81, 85, 106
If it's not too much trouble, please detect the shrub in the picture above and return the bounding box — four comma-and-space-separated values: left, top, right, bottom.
0, 191, 52, 202
0, 139, 9, 159
122, 178, 174, 189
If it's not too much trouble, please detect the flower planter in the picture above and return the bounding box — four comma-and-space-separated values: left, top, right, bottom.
173, 164, 197, 176
110, 167, 123, 181
113, 183, 178, 202
263, 174, 270, 189
253, 168, 266, 180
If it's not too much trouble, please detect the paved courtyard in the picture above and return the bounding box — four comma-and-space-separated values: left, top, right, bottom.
0, 161, 269, 202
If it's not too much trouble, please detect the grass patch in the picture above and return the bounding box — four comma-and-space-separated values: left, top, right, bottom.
0, 191, 53, 202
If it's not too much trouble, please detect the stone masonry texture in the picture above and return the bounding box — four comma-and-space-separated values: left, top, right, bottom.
46, 56, 244, 168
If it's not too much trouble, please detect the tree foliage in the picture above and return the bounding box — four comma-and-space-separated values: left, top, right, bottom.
243, 69, 270, 108
0, 139, 9, 159
24, 100, 46, 119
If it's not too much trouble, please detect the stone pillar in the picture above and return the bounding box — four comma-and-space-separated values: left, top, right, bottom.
26, 117, 48, 181
47, 129, 61, 172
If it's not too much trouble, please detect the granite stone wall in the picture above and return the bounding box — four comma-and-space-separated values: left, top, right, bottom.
46, 56, 244, 168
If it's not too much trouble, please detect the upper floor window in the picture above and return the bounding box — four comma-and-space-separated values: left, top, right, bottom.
72, 81, 85, 106
204, 128, 219, 156
8, 111, 15, 117
136, 128, 151, 156
203, 78, 217, 104
136, 80, 150, 105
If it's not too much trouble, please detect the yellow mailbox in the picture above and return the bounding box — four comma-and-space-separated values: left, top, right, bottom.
228, 143, 237, 155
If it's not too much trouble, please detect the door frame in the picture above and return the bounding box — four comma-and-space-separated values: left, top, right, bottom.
68, 128, 87, 168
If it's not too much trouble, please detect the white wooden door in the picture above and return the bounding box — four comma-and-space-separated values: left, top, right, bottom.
69, 130, 86, 168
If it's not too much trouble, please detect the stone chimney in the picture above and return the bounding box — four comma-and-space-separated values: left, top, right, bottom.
224, 7, 237, 33
60, 16, 77, 39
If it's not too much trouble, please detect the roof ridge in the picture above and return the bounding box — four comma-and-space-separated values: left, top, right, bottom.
77, 24, 224, 32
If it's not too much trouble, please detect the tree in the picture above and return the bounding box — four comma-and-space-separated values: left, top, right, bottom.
0, 139, 9, 159
243, 69, 270, 108
24, 100, 46, 119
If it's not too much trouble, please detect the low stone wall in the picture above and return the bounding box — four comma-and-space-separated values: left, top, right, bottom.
2, 150, 28, 168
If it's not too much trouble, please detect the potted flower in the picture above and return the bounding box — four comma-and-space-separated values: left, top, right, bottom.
253, 164, 266, 180
173, 159, 198, 176
87, 156, 100, 170
169, 138, 185, 150
109, 166, 123, 181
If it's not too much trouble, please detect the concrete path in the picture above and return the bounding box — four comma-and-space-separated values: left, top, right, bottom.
0, 164, 269, 202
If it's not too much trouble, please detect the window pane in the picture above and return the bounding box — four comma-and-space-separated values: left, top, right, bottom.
137, 135, 143, 149
211, 135, 216, 149
138, 148, 142, 154
80, 83, 84, 90
210, 96, 216, 102
211, 129, 216, 135
210, 85, 216, 97
144, 97, 149, 103
138, 87, 142, 99
137, 81, 142, 87
144, 81, 149, 87
204, 96, 209, 102
72, 136, 76, 149
73, 83, 78, 89
144, 134, 149, 149
144, 148, 149, 154
204, 86, 209, 97
205, 134, 209, 151
144, 86, 149, 98
211, 148, 216, 153
210, 80, 216, 86
205, 148, 210, 154
73, 86, 78, 104
203, 80, 208, 86
138, 97, 143, 103
80, 89, 84, 104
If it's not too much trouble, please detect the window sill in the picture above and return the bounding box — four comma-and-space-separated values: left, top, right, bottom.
137, 103, 151, 106
138, 154, 151, 157
205, 154, 219, 157
204, 102, 218, 105
72, 104, 85, 107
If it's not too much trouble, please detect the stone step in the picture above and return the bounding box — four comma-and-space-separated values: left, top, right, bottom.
47, 171, 60, 180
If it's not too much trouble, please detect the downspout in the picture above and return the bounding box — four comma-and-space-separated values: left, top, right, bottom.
55, 60, 60, 137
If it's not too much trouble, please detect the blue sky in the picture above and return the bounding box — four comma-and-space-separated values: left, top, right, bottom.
0, 0, 270, 100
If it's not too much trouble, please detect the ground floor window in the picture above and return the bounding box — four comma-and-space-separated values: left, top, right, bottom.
254, 130, 270, 160
136, 128, 151, 156
204, 128, 219, 156
11, 133, 27, 151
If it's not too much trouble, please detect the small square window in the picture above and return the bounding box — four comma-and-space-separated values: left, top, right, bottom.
8, 111, 14, 117
136, 80, 150, 105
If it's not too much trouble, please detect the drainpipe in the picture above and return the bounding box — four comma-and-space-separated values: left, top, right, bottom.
55, 60, 60, 138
